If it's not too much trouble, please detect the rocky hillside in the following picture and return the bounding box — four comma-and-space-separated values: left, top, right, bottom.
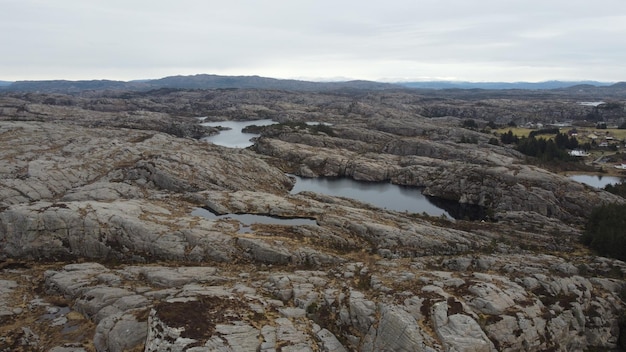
0, 89, 625, 351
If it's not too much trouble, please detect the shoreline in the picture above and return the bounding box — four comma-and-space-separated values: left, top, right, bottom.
562, 168, 626, 179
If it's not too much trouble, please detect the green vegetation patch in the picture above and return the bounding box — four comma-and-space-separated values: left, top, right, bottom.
605, 182, 626, 198
515, 133, 577, 161
581, 203, 626, 261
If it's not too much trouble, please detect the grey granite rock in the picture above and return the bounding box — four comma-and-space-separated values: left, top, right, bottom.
214, 323, 261, 351
431, 301, 495, 352
363, 305, 436, 352
238, 237, 293, 264
1, 92, 625, 352
0, 279, 18, 317
74, 287, 136, 321
349, 290, 377, 334
93, 311, 148, 352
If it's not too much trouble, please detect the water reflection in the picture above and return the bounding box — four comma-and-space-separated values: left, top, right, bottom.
426, 197, 487, 221
568, 174, 624, 188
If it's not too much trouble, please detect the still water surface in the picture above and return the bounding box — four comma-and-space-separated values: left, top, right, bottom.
201, 119, 275, 148
568, 174, 623, 188
290, 175, 452, 218
192, 207, 317, 233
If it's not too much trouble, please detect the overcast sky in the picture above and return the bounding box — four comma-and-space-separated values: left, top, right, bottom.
2, 0, 626, 82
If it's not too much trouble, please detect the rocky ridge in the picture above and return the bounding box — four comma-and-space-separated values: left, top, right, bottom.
0, 90, 625, 351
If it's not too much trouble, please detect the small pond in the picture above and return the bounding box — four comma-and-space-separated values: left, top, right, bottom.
192, 207, 317, 234
568, 174, 624, 188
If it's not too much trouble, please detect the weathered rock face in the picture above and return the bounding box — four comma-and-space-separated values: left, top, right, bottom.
0, 121, 291, 204
0, 200, 242, 262
0, 90, 624, 351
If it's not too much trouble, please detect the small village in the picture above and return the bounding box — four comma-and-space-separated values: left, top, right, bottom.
499, 119, 626, 175
566, 127, 626, 170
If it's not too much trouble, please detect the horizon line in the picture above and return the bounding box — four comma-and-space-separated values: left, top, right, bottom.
0, 73, 620, 85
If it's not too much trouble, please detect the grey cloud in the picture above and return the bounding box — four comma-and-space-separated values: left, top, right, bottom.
1, 0, 625, 81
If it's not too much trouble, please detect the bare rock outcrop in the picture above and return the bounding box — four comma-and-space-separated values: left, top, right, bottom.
4, 255, 626, 351
0, 91, 625, 351
0, 121, 292, 207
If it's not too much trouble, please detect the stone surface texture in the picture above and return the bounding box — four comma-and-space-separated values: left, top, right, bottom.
0, 89, 624, 351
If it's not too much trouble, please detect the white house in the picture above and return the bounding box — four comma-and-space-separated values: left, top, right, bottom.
569, 150, 590, 157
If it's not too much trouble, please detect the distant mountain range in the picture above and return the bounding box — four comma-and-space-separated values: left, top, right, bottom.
0, 74, 398, 93
0, 74, 622, 93
397, 80, 614, 90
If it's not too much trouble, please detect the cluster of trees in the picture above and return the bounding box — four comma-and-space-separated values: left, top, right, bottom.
461, 119, 498, 131
500, 130, 579, 161
605, 182, 626, 198
500, 130, 519, 144
553, 131, 579, 150
583, 162, 626, 262
581, 203, 626, 261
515, 136, 571, 161
461, 119, 478, 129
